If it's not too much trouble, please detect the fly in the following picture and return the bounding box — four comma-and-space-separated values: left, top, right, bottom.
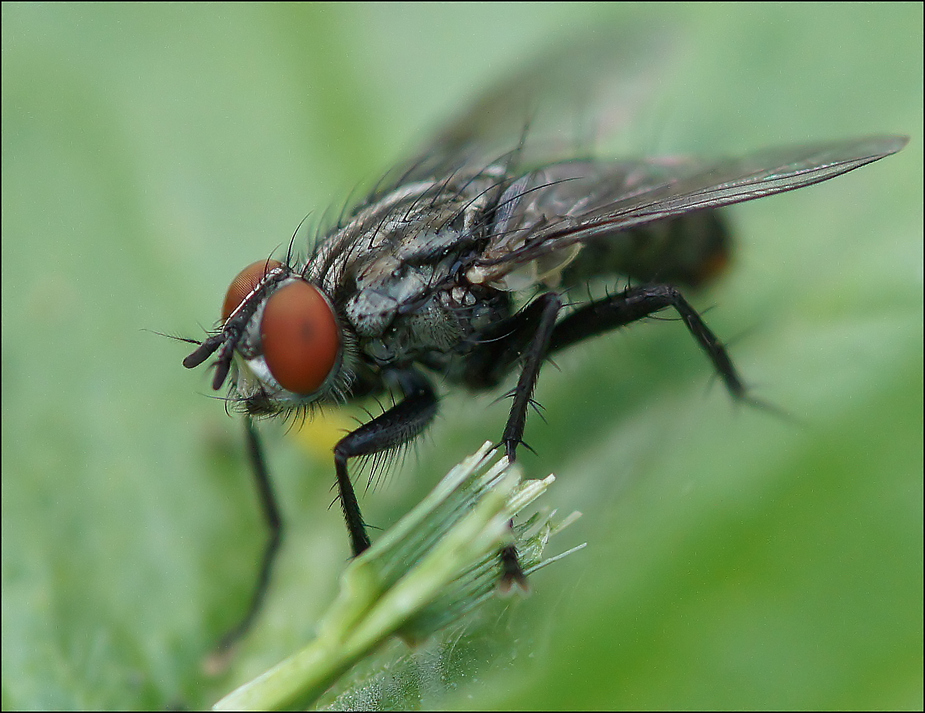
180, 49, 908, 652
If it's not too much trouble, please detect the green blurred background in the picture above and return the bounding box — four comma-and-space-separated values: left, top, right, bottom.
2, 3, 921, 709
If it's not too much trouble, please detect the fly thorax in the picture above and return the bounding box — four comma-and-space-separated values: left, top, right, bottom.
359, 295, 468, 369
346, 255, 437, 336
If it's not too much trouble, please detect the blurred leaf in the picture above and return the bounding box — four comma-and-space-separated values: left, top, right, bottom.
2, 3, 921, 710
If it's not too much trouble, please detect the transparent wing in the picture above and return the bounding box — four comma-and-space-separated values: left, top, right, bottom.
386, 22, 683, 186
475, 135, 909, 273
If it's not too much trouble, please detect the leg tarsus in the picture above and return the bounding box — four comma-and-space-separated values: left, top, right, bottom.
334, 451, 372, 556
499, 542, 529, 593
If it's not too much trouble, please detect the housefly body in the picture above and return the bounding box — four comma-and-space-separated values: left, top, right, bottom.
181, 56, 907, 652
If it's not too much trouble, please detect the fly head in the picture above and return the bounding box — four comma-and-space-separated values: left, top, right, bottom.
183, 258, 353, 417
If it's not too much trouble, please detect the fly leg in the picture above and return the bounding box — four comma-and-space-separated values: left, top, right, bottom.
461, 292, 564, 455
333, 369, 439, 556
463, 294, 563, 391
464, 293, 564, 586
549, 283, 745, 398
498, 294, 564, 458
500, 294, 562, 585
216, 417, 283, 653
213, 377, 436, 654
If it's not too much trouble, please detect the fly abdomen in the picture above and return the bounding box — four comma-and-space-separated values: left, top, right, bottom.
559, 209, 732, 290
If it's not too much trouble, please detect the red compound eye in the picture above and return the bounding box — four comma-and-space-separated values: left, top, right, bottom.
222, 260, 283, 322
260, 280, 340, 395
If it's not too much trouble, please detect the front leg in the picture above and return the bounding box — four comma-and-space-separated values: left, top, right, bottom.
333, 369, 438, 556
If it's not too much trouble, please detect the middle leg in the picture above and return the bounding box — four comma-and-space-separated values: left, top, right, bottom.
467, 293, 563, 586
